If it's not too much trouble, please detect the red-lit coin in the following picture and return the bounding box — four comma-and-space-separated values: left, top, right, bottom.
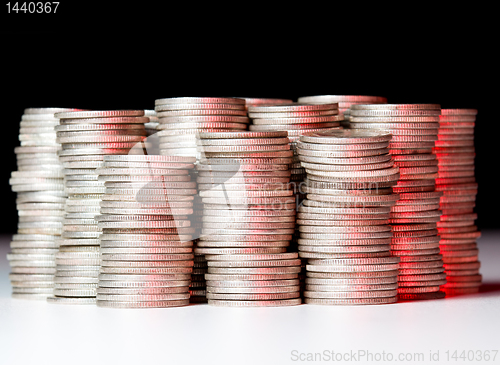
398, 291, 445, 300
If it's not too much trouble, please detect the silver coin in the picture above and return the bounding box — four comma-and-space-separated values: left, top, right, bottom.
100, 240, 193, 248
47, 296, 97, 305
96, 287, 189, 295
96, 299, 189, 308
207, 298, 301, 307
206, 285, 300, 294
155, 97, 245, 106
196, 240, 290, 248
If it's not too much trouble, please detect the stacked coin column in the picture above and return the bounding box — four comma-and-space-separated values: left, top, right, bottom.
8, 108, 77, 300
434, 109, 481, 295
247, 102, 343, 292
296, 129, 400, 305
196, 131, 301, 307
95, 155, 196, 308
350, 104, 447, 301
48, 110, 147, 305
297, 95, 388, 128
155, 97, 250, 304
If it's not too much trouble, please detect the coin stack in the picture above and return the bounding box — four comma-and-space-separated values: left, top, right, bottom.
434, 109, 481, 295
94, 155, 196, 308
296, 129, 400, 305
247, 102, 343, 287
298, 95, 388, 127
47, 110, 148, 305
195, 131, 302, 307
8, 108, 78, 299
155, 97, 250, 303
156, 97, 249, 159
349, 104, 447, 301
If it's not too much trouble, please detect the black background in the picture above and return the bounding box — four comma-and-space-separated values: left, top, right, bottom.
0, 3, 496, 233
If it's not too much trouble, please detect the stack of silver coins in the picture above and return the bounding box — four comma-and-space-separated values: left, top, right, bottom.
155, 97, 250, 303
296, 129, 400, 305
196, 131, 302, 307
434, 109, 481, 295
298, 95, 387, 127
247, 102, 343, 288
48, 110, 148, 305
349, 104, 447, 301
156, 97, 249, 159
95, 155, 196, 308
248, 103, 342, 183
8, 107, 77, 299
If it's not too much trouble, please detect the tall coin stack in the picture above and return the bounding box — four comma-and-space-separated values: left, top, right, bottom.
95, 155, 196, 308
349, 104, 447, 301
48, 110, 148, 305
8, 108, 77, 299
434, 109, 481, 295
298, 95, 388, 127
156, 97, 249, 159
296, 129, 400, 305
196, 131, 302, 307
247, 103, 343, 289
155, 97, 250, 303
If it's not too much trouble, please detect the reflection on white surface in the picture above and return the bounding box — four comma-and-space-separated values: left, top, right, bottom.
0, 232, 499, 365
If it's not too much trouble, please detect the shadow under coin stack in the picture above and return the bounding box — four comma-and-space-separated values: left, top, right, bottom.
48, 110, 148, 305
297, 95, 388, 128
95, 155, 196, 308
349, 104, 446, 301
8, 108, 77, 300
434, 109, 481, 295
196, 131, 301, 307
296, 129, 400, 305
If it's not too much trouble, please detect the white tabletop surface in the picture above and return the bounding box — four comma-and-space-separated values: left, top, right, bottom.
0, 232, 499, 365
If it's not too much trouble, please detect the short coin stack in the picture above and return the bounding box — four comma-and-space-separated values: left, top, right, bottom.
8, 107, 76, 299
296, 129, 400, 305
48, 110, 148, 305
298, 95, 388, 127
196, 131, 301, 307
349, 104, 446, 301
155, 97, 249, 159
434, 109, 481, 295
95, 155, 197, 308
